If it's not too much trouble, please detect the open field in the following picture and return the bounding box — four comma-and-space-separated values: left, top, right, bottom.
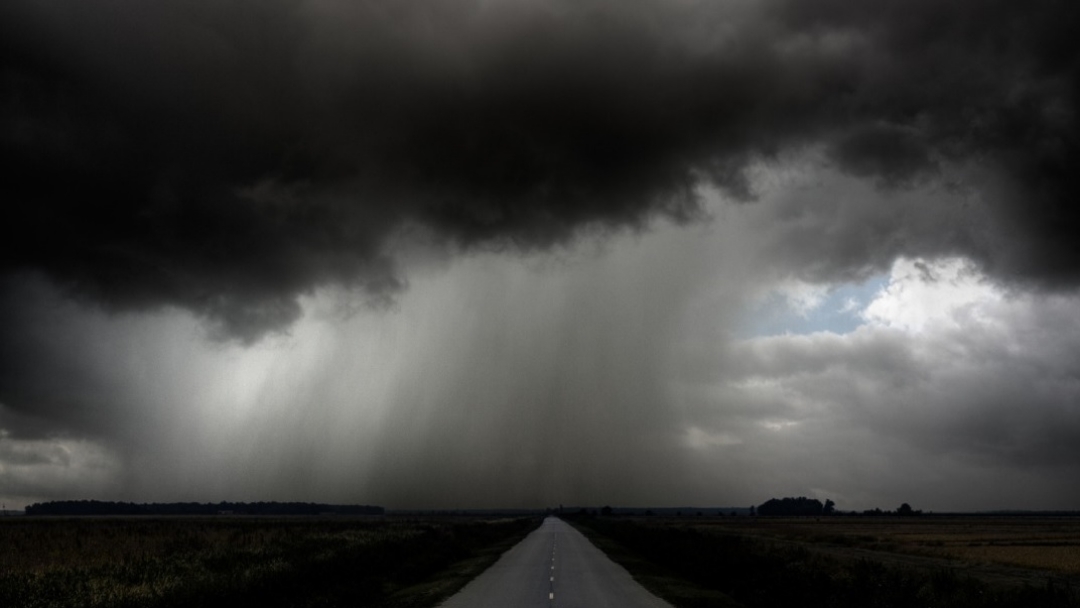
730, 516, 1080, 577
0, 515, 540, 608
572, 515, 1080, 608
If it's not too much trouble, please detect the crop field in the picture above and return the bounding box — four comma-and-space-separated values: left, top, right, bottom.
573, 515, 1080, 608
725, 516, 1080, 575
0, 515, 539, 608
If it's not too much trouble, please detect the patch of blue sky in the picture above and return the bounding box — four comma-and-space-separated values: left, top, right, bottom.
739, 274, 889, 338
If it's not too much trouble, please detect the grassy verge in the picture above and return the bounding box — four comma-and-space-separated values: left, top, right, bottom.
569, 518, 745, 608
570, 516, 1080, 608
0, 516, 540, 608
381, 517, 540, 607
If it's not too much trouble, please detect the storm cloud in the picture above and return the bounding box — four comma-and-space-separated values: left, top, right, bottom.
2, 0, 1078, 340
2, 0, 1080, 511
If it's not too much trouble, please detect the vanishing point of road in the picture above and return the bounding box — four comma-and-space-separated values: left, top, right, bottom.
439, 516, 673, 608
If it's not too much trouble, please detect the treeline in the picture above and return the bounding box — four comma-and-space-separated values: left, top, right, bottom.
24, 500, 383, 516
757, 496, 836, 516
862, 503, 923, 516
756, 497, 925, 516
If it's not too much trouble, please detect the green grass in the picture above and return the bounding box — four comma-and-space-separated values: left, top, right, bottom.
0, 516, 540, 608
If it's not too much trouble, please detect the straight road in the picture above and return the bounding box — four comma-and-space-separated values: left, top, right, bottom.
439, 516, 672, 608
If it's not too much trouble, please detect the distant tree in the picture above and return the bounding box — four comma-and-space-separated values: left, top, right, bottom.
601, 505, 613, 517
823, 499, 836, 515
749, 505, 756, 516
758, 497, 824, 516
897, 503, 920, 516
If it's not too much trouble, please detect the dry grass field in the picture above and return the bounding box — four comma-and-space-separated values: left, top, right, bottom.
720, 516, 1080, 576
573, 515, 1080, 608
0, 515, 539, 608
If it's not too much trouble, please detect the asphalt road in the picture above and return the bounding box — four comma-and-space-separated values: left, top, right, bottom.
439, 516, 673, 608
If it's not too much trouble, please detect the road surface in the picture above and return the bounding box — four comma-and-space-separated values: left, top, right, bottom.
439, 516, 673, 608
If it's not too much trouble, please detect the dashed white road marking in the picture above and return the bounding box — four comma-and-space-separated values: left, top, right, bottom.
550, 533, 557, 604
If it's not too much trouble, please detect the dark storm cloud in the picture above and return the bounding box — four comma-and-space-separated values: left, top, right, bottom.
775, 0, 1080, 286
1, 0, 1078, 341
0, 275, 158, 442
826, 124, 936, 187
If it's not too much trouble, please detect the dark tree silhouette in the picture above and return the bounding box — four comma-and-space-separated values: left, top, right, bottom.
897, 503, 922, 516
757, 497, 826, 516
24, 500, 383, 516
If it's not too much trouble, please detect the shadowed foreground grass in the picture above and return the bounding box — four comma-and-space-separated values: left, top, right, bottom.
571, 516, 1080, 608
0, 516, 539, 608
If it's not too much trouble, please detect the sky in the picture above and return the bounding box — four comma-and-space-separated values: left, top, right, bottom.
2, 0, 1079, 512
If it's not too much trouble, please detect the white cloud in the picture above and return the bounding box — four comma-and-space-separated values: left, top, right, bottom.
862, 257, 1003, 332
707, 257, 1080, 509
772, 280, 829, 318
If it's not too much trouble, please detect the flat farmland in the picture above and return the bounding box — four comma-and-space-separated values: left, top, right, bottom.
729, 516, 1080, 578
0, 515, 540, 608
573, 515, 1080, 608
